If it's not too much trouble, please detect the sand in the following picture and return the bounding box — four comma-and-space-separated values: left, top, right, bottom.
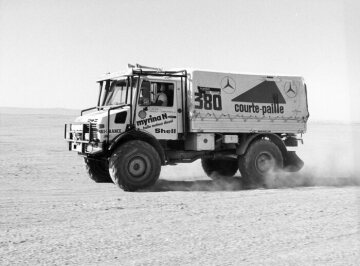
0, 109, 359, 265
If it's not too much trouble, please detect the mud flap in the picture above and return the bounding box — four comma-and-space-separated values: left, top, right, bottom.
284, 151, 304, 172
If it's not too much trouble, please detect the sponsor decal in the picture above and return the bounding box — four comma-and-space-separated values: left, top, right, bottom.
284, 81, 297, 98
138, 110, 147, 119
194, 76, 236, 111
155, 128, 176, 134
195, 86, 222, 111
136, 113, 169, 127
220, 76, 236, 94
137, 113, 175, 132
232, 81, 285, 103
99, 129, 122, 134
234, 102, 284, 115
232, 81, 286, 115
197, 86, 221, 94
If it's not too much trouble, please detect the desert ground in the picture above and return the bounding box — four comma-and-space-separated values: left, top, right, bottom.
0, 108, 359, 265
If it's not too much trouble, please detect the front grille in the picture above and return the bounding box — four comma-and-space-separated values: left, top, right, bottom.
83, 124, 98, 140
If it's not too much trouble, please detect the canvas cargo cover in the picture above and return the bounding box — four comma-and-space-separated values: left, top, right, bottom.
188, 70, 309, 134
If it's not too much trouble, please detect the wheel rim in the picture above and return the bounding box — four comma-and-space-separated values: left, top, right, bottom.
255, 152, 275, 173
128, 156, 147, 177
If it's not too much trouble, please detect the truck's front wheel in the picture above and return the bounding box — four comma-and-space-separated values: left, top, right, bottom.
201, 158, 238, 179
109, 140, 161, 191
84, 158, 113, 183
238, 139, 283, 188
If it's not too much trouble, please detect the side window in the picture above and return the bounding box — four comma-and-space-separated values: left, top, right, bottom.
138, 81, 174, 107
152, 82, 174, 107
138, 80, 151, 106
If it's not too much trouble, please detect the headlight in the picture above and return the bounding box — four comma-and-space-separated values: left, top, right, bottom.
86, 142, 103, 154
86, 144, 93, 153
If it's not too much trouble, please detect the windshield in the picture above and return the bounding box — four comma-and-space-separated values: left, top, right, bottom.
99, 77, 138, 107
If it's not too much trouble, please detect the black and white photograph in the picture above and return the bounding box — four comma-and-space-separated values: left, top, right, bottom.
1, 0, 359, 265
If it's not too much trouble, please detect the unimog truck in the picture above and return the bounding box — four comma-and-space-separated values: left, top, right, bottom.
64, 64, 309, 191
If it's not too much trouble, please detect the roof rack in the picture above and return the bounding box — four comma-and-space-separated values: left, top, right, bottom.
97, 64, 187, 81
127, 63, 186, 78
132, 69, 187, 78
135, 64, 162, 71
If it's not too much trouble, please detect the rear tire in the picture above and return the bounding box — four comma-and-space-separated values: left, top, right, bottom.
109, 140, 161, 191
201, 158, 238, 180
84, 158, 113, 183
238, 139, 283, 188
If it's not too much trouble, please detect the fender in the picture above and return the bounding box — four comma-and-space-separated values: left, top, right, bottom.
237, 133, 287, 158
108, 129, 166, 165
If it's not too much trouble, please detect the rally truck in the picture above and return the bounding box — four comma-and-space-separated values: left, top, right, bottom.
64, 64, 309, 191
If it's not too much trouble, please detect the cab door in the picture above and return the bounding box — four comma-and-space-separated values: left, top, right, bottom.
135, 79, 179, 140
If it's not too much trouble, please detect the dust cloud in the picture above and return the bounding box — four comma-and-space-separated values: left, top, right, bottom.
151, 122, 360, 192
264, 169, 360, 189
143, 175, 243, 192
265, 122, 360, 188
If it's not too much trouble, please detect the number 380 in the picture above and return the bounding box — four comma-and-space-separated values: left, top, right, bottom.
194, 92, 222, 110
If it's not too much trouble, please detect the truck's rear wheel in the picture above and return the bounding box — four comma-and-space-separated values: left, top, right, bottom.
109, 140, 161, 191
238, 139, 283, 188
84, 158, 113, 183
201, 158, 238, 179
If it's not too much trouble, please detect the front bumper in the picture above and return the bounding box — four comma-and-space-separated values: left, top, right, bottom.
64, 123, 103, 154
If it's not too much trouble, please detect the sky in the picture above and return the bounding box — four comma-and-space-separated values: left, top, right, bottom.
0, 0, 359, 122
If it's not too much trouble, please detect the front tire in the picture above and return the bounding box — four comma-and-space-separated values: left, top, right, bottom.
238, 139, 283, 188
109, 140, 161, 191
84, 158, 113, 183
201, 158, 238, 180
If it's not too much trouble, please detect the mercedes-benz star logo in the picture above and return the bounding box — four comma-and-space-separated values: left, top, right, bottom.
284, 82, 297, 98
220, 76, 236, 94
